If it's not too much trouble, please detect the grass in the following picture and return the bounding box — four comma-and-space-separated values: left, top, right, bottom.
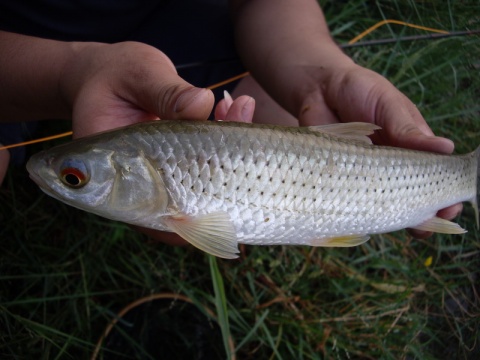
1, 0, 479, 359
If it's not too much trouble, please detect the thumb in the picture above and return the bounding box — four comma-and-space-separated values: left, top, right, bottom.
117, 45, 215, 120
70, 42, 215, 138
130, 79, 215, 121
157, 84, 215, 120
372, 94, 455, 154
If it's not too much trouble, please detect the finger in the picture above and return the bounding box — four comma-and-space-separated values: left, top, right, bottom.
214, 98, 229, 120
297, 91, 340, 126
214, 90, 234, 120
373, 124, 455, 155
145, 84, 214, 121
375, 117, 454, 155
437, 203, 463, 220
370, 88, 454, 154
223, 89, 234, 108
215, 95, 255, 123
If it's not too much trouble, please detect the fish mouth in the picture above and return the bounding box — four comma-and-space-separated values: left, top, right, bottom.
26, 154, 45, 181
28, 172, 45, 189
26, 155, 62, 201
26, 156, 44, 186
28, 172, 59, 201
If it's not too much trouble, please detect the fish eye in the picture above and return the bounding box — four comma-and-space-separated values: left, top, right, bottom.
59, 159, 89, 188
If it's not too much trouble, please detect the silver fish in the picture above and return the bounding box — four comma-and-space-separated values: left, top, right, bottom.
26, 120, 479, 259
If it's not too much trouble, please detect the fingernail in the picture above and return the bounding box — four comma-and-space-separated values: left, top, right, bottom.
241, 97, 255, 122
174, 87, 207, 113
223, 90, 234, 108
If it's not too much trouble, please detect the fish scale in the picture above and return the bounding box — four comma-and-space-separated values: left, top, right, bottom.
128, 122, 475, 241
27, 120, 479, 258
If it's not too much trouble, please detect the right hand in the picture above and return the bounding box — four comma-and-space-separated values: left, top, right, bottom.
60, 41, 216, 138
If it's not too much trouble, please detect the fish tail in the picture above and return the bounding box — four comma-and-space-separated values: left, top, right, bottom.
474, 146, 480, 228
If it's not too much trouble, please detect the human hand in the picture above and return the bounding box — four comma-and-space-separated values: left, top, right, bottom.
60, 41, 217, 137
291, 62, 461, 238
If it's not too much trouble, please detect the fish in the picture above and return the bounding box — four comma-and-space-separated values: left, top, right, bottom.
26, 120, 479, 259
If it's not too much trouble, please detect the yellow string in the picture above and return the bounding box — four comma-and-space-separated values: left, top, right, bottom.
348, 19, 449, 45
0, 131, 73, 151
0, 20, 451, 151
207, 71, 249, 90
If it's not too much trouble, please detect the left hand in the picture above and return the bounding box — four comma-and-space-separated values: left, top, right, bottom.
282, 62, 462, 238
295, 63, 454, 152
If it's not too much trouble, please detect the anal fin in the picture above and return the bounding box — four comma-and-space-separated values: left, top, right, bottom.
164, 212, 239, 259
412, 216, 467, 234
310, 234, 370, 247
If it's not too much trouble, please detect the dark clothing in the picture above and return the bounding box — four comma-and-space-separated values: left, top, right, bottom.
0, 0, 243, 86
0, 0, 244, 162
0, 1, 163, 43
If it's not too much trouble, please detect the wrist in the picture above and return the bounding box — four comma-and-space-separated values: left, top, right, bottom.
0, 31, 78, 121
58, 41, 108, 114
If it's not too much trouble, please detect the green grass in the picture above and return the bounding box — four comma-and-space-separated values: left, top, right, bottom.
1, 1, 480, 359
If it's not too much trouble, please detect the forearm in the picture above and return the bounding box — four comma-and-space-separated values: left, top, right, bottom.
0, 31, 79, 121
231, 0, 353, 115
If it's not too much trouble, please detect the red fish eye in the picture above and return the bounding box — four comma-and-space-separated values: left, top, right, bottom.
60, 167, 88, 188
59, 158, 90, 188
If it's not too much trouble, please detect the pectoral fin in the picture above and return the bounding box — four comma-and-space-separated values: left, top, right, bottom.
310, 234, 370, 247
164, 212, 239, 259
412, 216, 467, 234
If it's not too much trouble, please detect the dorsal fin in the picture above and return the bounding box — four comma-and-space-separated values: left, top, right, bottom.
308, 122, 381, 145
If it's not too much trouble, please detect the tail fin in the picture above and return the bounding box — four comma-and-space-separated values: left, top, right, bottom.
474, 146, 480, 228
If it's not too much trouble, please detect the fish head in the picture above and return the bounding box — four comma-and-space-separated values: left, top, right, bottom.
26, 140, 169, 223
